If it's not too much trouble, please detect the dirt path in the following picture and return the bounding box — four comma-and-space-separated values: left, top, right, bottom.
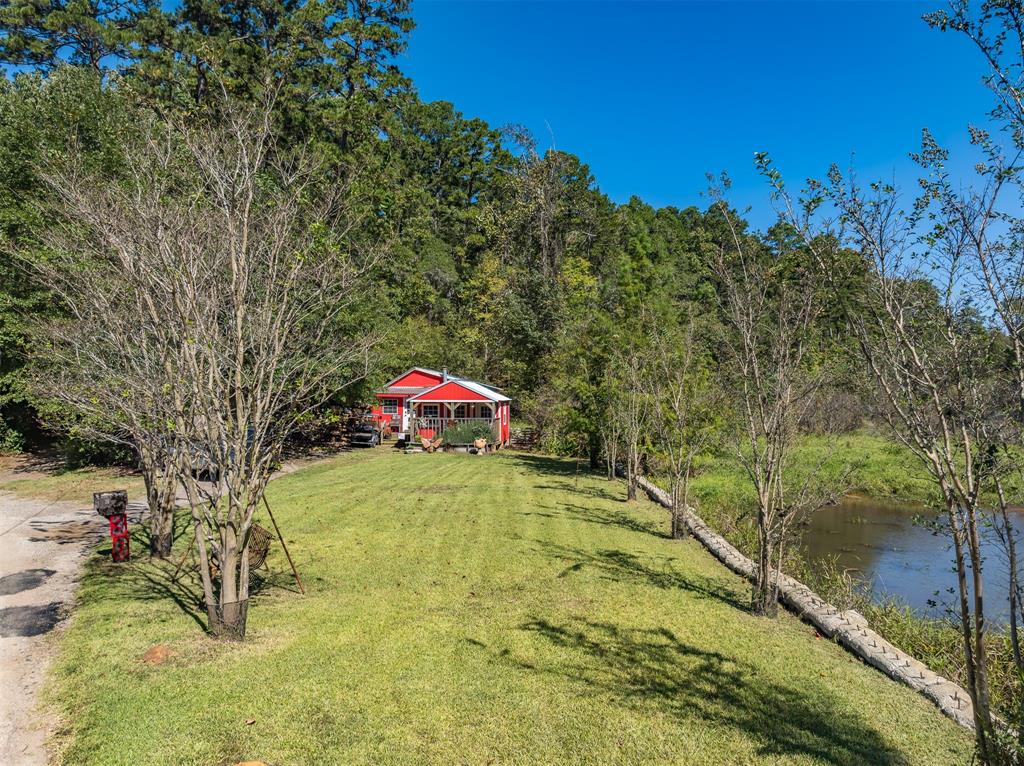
0, 491, 109, 766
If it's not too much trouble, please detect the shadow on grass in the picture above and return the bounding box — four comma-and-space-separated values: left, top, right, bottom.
535, 540, 746, 611
506, 453, 590, 478
528, 501, 665, 538
533, 482, 623, 503
505, 452, 630, 505
3, 449, 140, 477
484, 617, 909, 766
80, 555, 210, 632
6, 451, 66, 475
79, 533, 300, 635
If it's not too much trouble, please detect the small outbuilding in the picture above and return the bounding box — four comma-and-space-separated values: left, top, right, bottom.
375, 367, 511, 446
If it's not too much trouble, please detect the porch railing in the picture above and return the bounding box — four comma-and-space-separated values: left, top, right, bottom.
413, 417, 499, 443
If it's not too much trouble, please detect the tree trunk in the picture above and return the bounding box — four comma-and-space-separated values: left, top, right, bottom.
751, 511, 778, 617
149, 487, 176, 558
626, 452, 637, 501
192, 515, 216, 612
139, 446, 177, 558
671, 508, 687, 539
964, 507, 998, 762
670, 481, 688, 539
998, 502, 1024, 754
211, 530, 248, 640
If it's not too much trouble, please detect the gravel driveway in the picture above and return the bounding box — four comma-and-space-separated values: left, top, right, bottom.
0, 489, 148, 766
0, 491, 102, 765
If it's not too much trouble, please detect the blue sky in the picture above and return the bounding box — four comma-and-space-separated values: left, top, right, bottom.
401, 0, 996, 228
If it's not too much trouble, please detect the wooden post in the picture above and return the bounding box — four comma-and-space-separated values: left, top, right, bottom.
261, 495, 305, 595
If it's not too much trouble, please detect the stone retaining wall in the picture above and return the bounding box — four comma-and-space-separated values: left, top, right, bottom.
635, 475, 975, 729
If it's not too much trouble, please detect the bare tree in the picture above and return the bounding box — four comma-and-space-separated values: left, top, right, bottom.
646, 309, 720, 539
835, 168, 1011, 761
602, 362, 621, 481
609, 338, 652, 502
26, 129, 186, 557
921, 121, 1024, 755
926, 5, 1024, 753
709, 178, 830, 617
762, 150, 1014, 759
32, 82, 384, 638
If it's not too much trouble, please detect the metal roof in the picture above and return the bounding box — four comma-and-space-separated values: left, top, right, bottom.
408, 377, 511, 403
382, 367, 444, 388
380, 366, 511, 402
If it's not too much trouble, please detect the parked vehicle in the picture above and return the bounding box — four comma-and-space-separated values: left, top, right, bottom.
349, 422, 381, 448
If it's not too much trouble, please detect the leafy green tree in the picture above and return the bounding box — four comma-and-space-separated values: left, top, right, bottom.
132, 0, 412, 148
0, 0, 155, 72
0, 68, 130, 450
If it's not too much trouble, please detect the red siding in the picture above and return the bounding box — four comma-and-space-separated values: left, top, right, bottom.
390, 369, 443, 388
374, 393, 406, 427
413, 381, 492, 402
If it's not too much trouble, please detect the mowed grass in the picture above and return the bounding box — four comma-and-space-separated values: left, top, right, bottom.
49, 449, 972, 765
0, 456, 143, 504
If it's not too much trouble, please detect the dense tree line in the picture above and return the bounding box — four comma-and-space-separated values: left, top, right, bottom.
0, 0, 755, 461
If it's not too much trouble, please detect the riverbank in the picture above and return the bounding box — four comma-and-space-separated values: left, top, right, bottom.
674, 430, 1022, 727
637, 475, 976, 728
689, 431, 934, 523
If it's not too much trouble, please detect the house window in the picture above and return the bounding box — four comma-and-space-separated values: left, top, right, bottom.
454, 404, 467, 418
381, 398, 398, 415
421, 404, 439, 419
479, 405, 493, 419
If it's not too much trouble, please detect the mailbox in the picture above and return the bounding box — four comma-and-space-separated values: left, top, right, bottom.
94, 490, 130, 563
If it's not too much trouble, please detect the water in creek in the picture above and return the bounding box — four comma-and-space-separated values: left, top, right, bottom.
800, 496, 1024, 620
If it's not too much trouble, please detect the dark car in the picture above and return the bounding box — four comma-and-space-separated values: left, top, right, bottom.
349, 422, 381, 448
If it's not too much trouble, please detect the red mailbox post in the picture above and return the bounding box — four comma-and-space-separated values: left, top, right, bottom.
94, 490, 130, 562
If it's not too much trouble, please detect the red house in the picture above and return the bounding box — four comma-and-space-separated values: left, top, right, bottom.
375, 367, 511, 446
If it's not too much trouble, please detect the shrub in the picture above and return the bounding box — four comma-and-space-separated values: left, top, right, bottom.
442, 421, 493, 444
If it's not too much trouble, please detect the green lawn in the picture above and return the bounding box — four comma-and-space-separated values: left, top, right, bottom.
687, 431, 935, 518
49, 449, 972, 765
0, 457, 143, 504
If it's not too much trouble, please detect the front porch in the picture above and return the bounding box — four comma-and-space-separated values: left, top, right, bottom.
376, 368, 511, 446
412, 402, 500, 444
